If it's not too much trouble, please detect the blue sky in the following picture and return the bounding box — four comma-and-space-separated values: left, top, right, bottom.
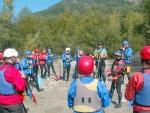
0, 0, 61, 15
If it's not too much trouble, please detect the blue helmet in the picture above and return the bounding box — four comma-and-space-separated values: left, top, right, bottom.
76, 49, 80, 53
47, 49, 51, 52
122, 40, 128, 45
25, 51, 31, 55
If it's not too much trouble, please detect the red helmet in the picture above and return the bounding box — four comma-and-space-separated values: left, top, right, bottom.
140, 46, 150, 59
78, 56, 94, 76
0, 53, 3, 60
34, 49, 39, 53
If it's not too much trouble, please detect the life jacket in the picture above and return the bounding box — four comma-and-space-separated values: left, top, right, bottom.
39, 53, 46, 65
32, 54, 39, 66
122, 48, 133, 60
25, 58, 32, 69
94, 48, 104, 61
111, 59, 125, 82
135, 72, 150, 106
0, 68, 16, 95
74, 79, 102, 112
64, 54, 71, 66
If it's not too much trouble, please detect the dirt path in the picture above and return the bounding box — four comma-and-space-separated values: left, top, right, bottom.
24, 54, 141, 113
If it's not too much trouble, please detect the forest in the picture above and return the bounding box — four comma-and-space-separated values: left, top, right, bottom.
0, 0, 149, 57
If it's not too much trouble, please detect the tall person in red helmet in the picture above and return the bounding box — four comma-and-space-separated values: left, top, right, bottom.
32, 49, 40, 78
125, 46, 150, 113
68, 56, 110, 113
0, 48, 27, 113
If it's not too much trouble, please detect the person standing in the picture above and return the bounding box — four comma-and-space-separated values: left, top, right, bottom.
45, 48, 58, 77
74, 49, 80, 79
68, 56, 111, 113
94, 42, 107, 83
62, 47, 72, 81
32, 49, 40, 78
107, 50, 125, 108
0, 48, 27, 113
21, 50, 44, 92
38, 49, 48, 78
125, 46, 150, 113
121, 40, 133, 82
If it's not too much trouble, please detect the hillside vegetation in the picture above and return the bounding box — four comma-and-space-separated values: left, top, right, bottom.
0, 0, 149, 57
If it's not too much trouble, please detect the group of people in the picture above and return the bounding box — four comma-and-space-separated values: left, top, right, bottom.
68, 42, 150, 113
0, 41, 150, 113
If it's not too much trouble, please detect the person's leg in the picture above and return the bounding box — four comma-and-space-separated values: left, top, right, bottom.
0, 105, 5, 113
3, 104, 23, 113
96, 63, 101, 80
47, 63, 50, 77
115, 76, 122, 108
109, 81, 115, 99
40, 65, 44, 77
51, 63, 56, 74
122, 74, 124, 84
43, 64, 48, 77
127, 73, 131, 80
30, 74, 44, 92
63, 66, 67, 81
74, 63, 78, 79
67, 66, 71, 81
101, 66, 106, 83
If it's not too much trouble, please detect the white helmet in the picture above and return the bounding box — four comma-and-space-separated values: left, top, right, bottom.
3, 48, 18, 57
66, 47, 71, 51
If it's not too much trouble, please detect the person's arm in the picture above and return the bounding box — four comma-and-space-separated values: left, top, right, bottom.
15, 63, 20, 70
102, 49, 107, 59
62, 54, 67, 61
68, 80, 77, 108
97, 81, 111, 108
6, 67, 27, 92
45, 55, 49, 61
70, 55, 73, 62
53, 54, 58, 59
125, 72, 144, 101
21, 58, 29, 69
124, 48, 133, 58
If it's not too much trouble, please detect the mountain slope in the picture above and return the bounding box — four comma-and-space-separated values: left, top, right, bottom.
34, 0, 134, 16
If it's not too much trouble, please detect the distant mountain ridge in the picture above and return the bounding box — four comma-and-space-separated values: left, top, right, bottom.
34, 0, 142, 16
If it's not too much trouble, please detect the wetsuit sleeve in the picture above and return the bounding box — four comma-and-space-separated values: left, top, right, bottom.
68, 80, 77, 108
62, 53, 67, 61
53, 55, 58, 59
70, 55, 73, 62
11, 67, 27, 92
125, 72, 144, 101
97, 81, 111, 108
124, 48, 133, 58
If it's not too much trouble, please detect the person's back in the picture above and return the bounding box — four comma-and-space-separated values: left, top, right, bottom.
0, 48, 27, 113
68, 56, 110, 113
125, 46, 150, 113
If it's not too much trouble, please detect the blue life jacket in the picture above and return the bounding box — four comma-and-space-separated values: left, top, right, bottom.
0, 68, 16, 95
135, 72, 150, 106
21, 58, 34, 75
121, 48, 133, 64
62, 53, 72, 67
45, 53, 58, 63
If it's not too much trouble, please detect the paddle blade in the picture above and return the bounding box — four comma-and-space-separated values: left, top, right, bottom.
38, 76, 43, 85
